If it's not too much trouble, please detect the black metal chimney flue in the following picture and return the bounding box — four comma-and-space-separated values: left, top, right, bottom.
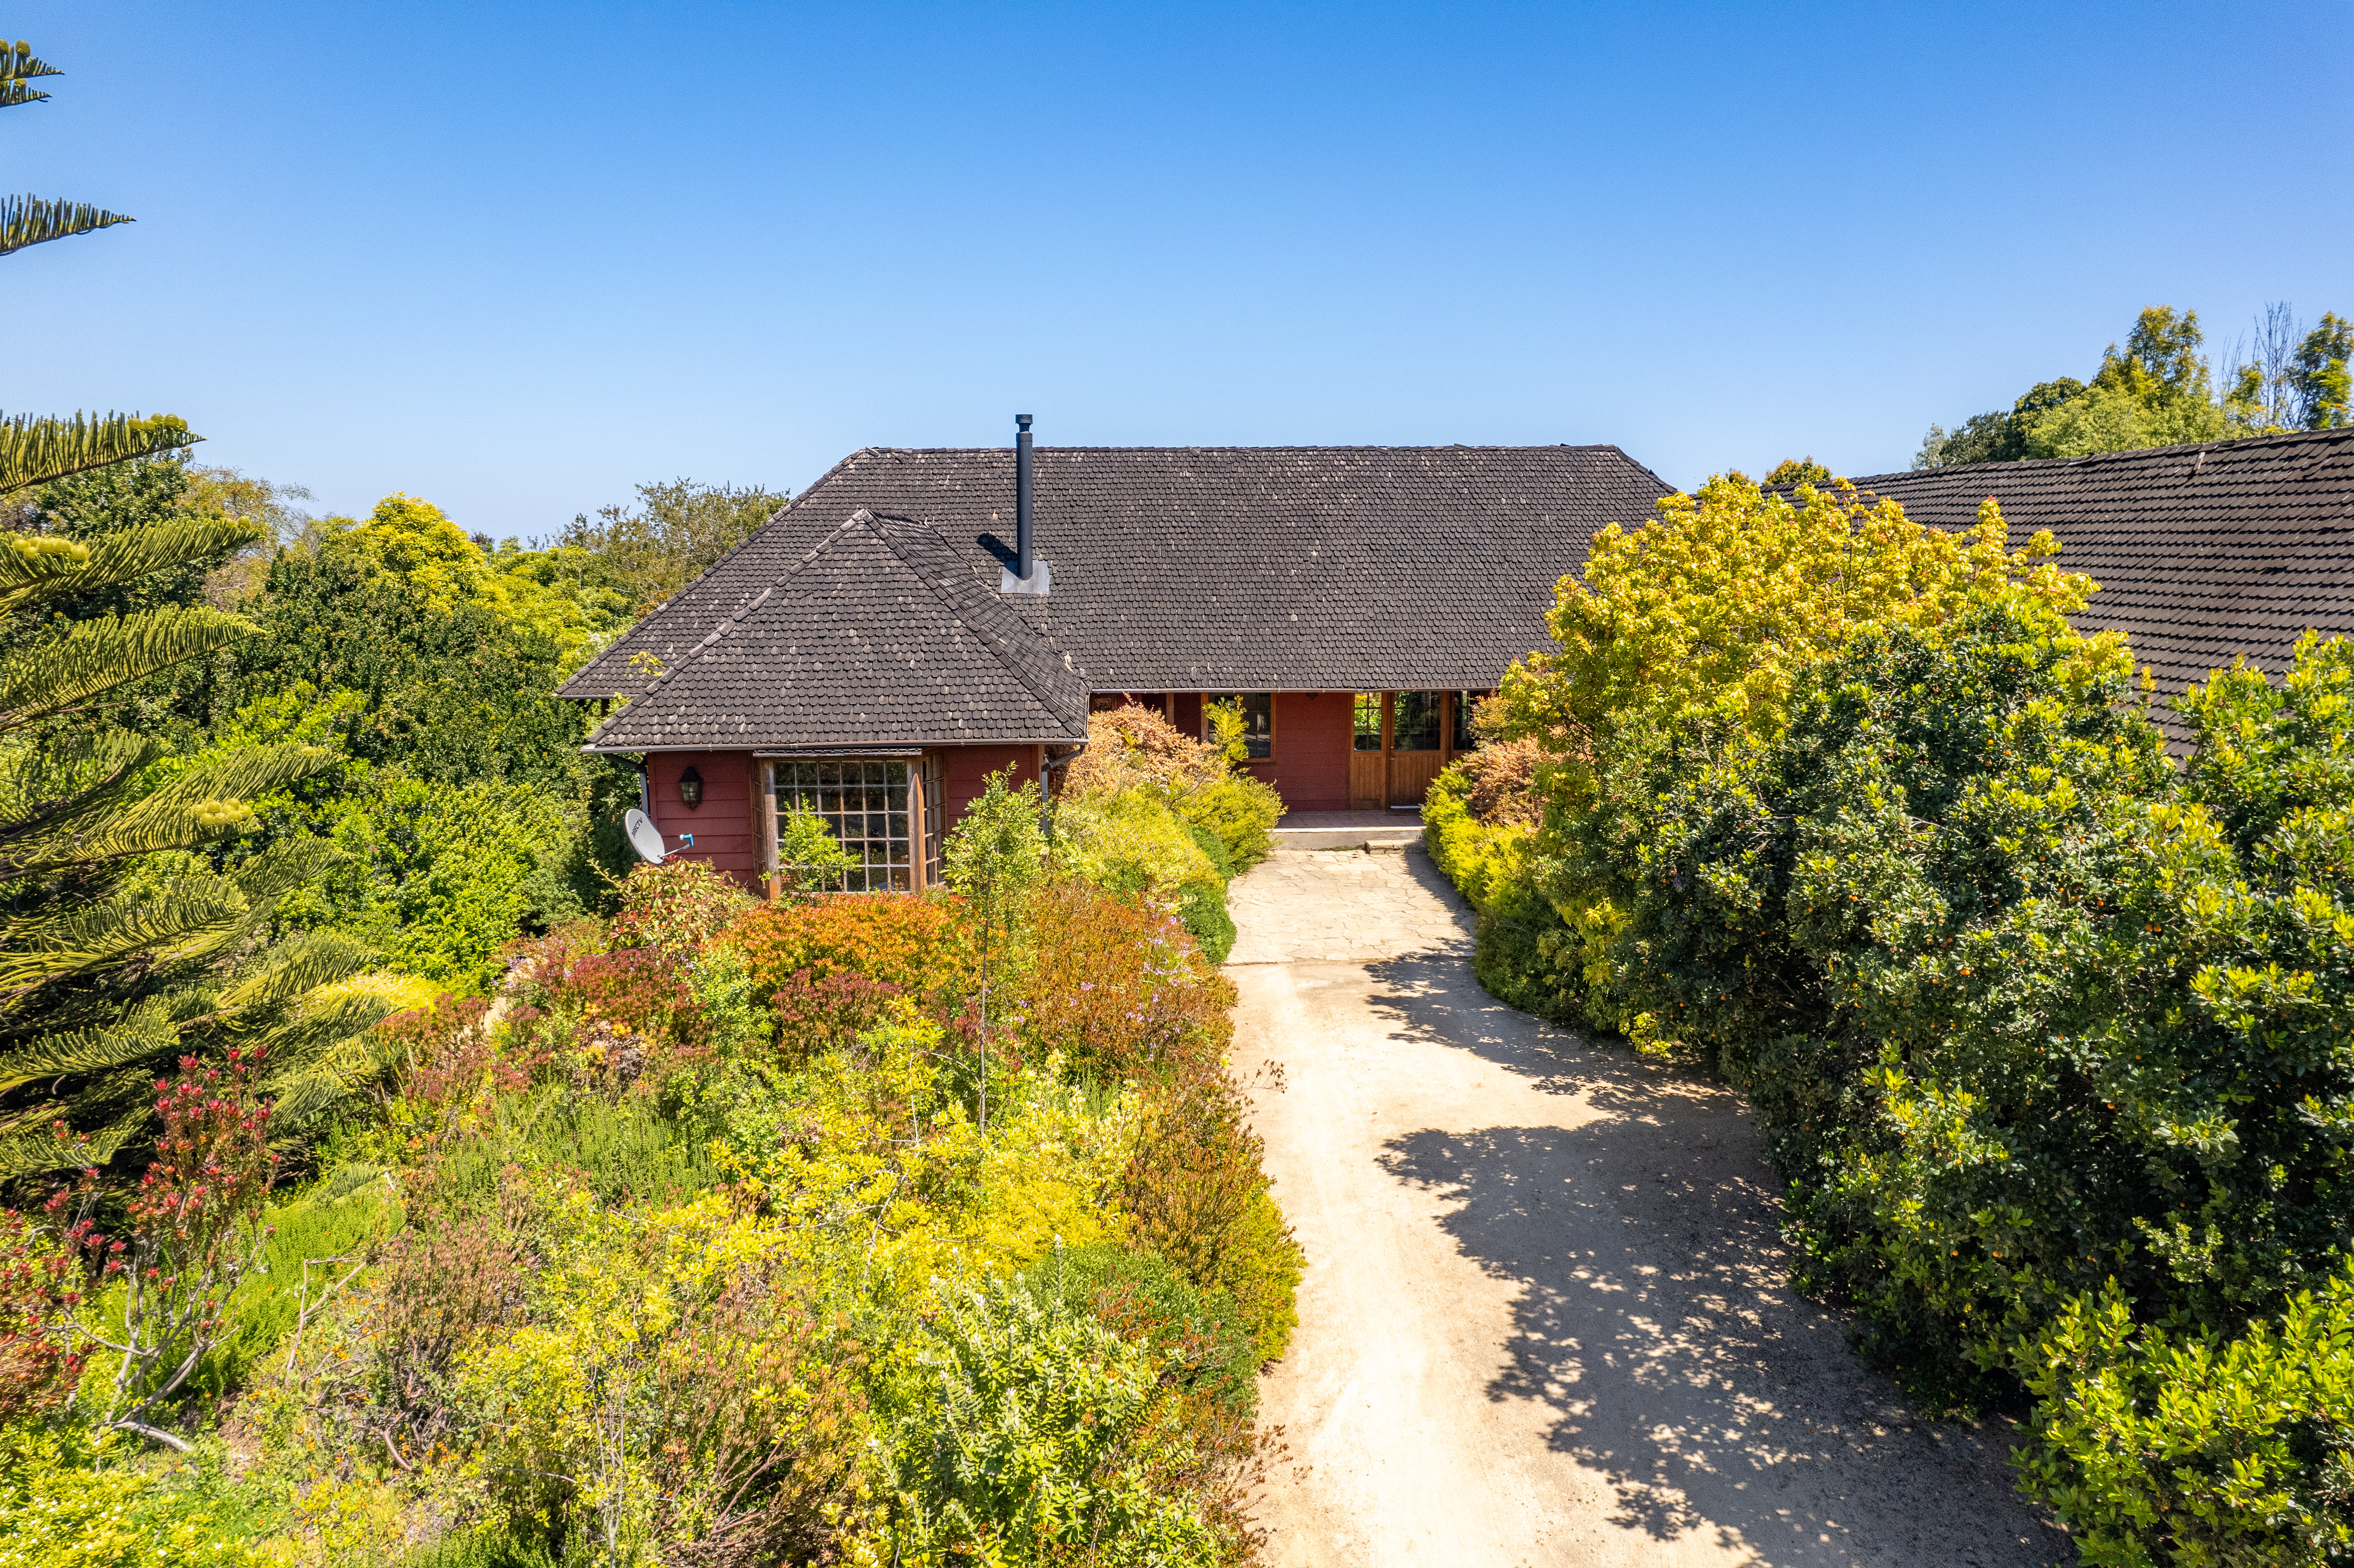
1015, 414, 1034, 581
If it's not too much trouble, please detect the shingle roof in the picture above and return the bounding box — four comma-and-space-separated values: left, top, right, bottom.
580, 509, 1090, 753
563, 444, 1674, 721
1850, 430, 2354, 739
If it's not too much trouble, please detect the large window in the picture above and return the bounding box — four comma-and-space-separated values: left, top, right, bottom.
1453, 691, 1486, 751
1205, 693, 1274, 759
774, 759, 935, 892
1392, 691, 1442, 752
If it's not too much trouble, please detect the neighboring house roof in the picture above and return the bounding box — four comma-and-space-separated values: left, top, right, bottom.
581, 508, 1090, 753
1851, 428, 2354, 740
564, 444, 1674, 719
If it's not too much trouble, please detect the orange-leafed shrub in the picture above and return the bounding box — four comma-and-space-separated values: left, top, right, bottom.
728, 894, 972, 1000
1453, 736, 1544, 826
1018, 884, 1236, 1085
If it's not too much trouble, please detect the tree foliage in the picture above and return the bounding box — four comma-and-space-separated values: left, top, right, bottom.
1917, 303, 2353, 469
1451, 453, 2354, 1558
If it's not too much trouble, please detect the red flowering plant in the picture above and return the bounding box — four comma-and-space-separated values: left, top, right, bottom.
0, 1170, 105, 1422
78, 1048, 277, 1450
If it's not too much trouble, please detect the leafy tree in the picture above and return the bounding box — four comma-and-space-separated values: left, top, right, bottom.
558, 478, 787, 615
1914, 303, 2349, 469
189, 503, 608, 793
944, 772, 1050, 1129
2292, 311, 2353, 429
1762, 456, 1831, 486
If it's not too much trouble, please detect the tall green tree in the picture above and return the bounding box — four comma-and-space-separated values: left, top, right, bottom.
2292, 311, 2353, 430
0, 41, 406, 1179
1913, 302, 2348, 469
559, 478, 788, 614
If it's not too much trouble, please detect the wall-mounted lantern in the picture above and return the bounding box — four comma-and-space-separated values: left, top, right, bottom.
678, 765, 704, 809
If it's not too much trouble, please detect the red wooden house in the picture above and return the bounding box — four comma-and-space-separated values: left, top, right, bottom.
561, 421, 1671, 893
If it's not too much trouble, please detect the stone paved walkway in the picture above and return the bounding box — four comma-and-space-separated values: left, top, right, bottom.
1226, 848, 1473, 965
1230, 844, 2068, 1567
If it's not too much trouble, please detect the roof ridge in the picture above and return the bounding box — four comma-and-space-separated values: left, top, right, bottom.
860, 510, 1083, 732
844, 442, 1638, 455
1849, 426, 2354, 488
577, 509, 894, 746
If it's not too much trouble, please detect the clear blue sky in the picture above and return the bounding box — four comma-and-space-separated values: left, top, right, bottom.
12, 2, 2353, 537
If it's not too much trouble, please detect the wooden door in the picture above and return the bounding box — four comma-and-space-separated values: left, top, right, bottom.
1387, 691, 1444, 806
1348, 693, 1386, 808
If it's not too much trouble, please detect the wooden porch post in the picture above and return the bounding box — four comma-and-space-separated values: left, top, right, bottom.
755, 759, 780, 900
906, 760, 928, 892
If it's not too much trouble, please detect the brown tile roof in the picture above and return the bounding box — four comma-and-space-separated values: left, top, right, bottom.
563, 443, 1674, 723
1850, 429, 2354, 740
580, 509, 1090, 753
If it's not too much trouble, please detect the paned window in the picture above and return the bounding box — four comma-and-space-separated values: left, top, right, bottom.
775, 760, 916, 892
1352, 693, 1384, 752
1205, 693, 1274, 759
1453, 691, 1485, 752
1392, 691, 1443, 753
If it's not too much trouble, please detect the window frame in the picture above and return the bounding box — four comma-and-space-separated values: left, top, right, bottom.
1202, 692, 1276, 761
772, 757, 934, 893
1391, 691, 1444, 753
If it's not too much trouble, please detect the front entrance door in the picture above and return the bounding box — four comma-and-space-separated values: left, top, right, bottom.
1386, 691, 1444, 805
1350, 692, 1456, 809
1349, 694, 1386, 808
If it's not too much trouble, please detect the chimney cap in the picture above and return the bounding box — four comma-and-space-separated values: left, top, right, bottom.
1016, 414, 1032, 430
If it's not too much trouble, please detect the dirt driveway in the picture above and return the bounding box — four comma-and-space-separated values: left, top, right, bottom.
1228, 846, 2070, 1567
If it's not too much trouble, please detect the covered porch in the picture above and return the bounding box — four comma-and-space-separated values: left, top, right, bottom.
1090, 690, 1488, 812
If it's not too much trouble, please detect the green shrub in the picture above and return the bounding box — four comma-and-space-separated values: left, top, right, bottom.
1026, 1244, 1258, 1421
1183, 819, 1236, 882
1172, 771, 1280, 873
0, 1424, 264, 1567
1613, 606, 2171, 1406
2015, 1272, 2354, 1566
1173, 882, 1236, 964
1119, 1066, 1302, 1366
1600, 610, 2354, 1560
272, 767, 579, 992
878, 1264, 1230, 1566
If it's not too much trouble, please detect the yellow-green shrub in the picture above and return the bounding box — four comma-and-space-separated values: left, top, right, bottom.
1421, 767, 1530, 913
0, 1426, 262, 1568
2015, 1272, 2354, 1566
1053, 790, 1234, 963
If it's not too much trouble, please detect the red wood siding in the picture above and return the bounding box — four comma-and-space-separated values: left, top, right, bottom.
1239, 691, 1349, 812
939, 744, 1041, 829
645, 751, 762, 889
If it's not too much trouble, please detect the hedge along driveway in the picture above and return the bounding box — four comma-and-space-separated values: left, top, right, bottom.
1230, 845, 2069, 1566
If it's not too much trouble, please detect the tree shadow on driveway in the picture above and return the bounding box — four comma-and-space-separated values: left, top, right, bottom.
1359, 952, 2071, 1565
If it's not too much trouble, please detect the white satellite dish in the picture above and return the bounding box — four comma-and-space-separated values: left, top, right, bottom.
623, 808, 668, 865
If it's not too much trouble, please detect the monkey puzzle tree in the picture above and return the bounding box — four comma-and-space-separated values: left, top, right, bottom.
0, 40, 408, 1179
